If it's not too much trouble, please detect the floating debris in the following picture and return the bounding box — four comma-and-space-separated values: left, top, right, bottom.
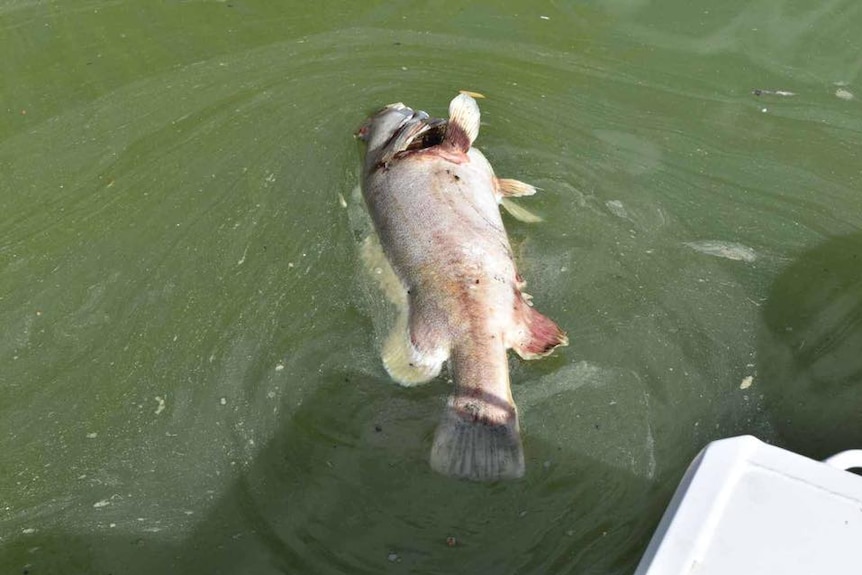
154, 396, 166, 415
752, 89, 796, 97
458, 90, 485, 99
685, 240, 757, 263
605, 199, 628, 220
740, 376, 754, 390
446, 536, 458, 547
835, 88, 854, 101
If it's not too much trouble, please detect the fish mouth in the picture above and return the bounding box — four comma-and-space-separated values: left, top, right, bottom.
404, 116, 447, 150
385, 109, 447, 152
356, 104, 447, 152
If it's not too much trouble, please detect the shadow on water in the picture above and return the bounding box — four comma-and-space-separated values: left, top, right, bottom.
2, 354, 662, 575
758, 232, 862, 459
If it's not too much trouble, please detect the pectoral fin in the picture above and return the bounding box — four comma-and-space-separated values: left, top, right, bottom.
445, 93, 481, 152
496, 178, 538, 198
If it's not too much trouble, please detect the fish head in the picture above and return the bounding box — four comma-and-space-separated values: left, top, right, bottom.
355, 102, 414, 148
355, 103, 446, 169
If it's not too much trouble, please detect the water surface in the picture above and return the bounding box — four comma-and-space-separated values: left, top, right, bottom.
2, 1, 861, 573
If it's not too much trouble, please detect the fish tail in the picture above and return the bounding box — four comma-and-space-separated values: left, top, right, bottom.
430, 398, 524, 481
429, 340, 524, 481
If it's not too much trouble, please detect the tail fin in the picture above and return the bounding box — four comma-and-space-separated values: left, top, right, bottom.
430, 395, 524, 481
444, 93, 481, 152
429, 340, 524, 481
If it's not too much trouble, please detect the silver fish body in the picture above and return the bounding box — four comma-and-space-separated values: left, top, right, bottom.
357, 94, 567, 481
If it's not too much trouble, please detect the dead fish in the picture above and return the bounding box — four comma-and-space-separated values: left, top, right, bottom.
355, 93, 568, 481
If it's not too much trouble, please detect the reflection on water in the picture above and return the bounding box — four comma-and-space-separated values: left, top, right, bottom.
759, 233, 862, 459
1, 352, 660, 574
2, 0, 862, 573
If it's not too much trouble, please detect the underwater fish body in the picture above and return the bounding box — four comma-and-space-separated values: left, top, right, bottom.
356, 94, 567, 481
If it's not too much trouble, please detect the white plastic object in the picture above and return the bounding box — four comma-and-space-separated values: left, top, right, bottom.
824, 449, 862, 471
635, 435, 862, 575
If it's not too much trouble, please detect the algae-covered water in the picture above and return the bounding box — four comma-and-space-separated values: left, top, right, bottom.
2, 1, 861, 573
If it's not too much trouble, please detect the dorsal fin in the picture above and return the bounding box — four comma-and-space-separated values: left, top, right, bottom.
444, 93, 481, 151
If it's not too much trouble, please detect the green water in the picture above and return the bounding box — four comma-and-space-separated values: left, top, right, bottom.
2, 1, 861, 573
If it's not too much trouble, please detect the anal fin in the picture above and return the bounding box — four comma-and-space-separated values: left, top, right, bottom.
512, 301, 568, 360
